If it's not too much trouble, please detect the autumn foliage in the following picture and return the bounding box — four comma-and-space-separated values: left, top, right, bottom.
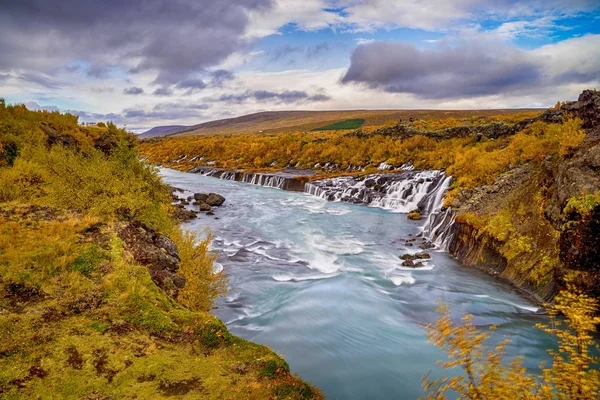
423, 288, 600, 399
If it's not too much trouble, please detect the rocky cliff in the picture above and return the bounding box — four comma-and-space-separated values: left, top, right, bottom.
447, 90, 600, 303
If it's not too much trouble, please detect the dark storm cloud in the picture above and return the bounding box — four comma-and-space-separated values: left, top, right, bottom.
210, 89, 331, 104
123, 86, 144, 95
341, 41, 543, 99
0, 0, 273, 84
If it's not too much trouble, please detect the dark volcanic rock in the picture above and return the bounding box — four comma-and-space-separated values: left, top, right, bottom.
562, 89, 600, 129
193, 193, 209, 202
401, 259, 424, 268
559, 205, 600, 274
400, 252, 431, 261
545, 139, 600, 228
116, 218, 185, 297
198, 203, 212, 212
205, 193, 225, 206
172, 204, 197, 222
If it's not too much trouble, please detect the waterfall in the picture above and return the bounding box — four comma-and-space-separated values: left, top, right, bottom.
220, 171, 238, 181
304, 170, 458, 250
421, 208, 456, 250
303, 170, 450, 213
304, 182, 327, 198
241, 173, 287, 189
420, 176, 455, 250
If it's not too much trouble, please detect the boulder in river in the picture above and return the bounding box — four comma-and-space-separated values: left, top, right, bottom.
206, 193, 226, 206
198, 203, 212, 212
401, 259, 424, 268
400, 252, 431, 261
194, 193, 209, 202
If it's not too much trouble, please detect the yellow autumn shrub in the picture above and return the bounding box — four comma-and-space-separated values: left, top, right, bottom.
172, 229, 228, 312
423, 288, 600, 399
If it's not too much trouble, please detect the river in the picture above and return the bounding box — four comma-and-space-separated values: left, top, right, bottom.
160, 168, 555, 399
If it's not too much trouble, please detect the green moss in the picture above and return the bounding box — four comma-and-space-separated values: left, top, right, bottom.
70, 244, 106, 277
564, 192, 600, 218
258, 357, 290, 379
196, 318, 233, 349
87, 321, 110, 333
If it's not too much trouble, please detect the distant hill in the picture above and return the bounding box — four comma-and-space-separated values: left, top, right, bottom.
138, 125, 187, 138
170, 109, 543, 137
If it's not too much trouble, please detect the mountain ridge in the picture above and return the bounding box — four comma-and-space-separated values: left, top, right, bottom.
142, 108, 543, 137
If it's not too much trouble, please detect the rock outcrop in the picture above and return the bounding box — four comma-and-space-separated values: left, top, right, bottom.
446, 90, 600, 303
116, 216, 185, 297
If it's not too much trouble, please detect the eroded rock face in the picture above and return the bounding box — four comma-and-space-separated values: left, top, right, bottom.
117, 219, 185, 297
562, 89, 600, 129
545, 140, 600, 227
559, 206, 600, 274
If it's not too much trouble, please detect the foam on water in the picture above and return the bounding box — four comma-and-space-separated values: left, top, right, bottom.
309, 234, 365, 256
389, 274, 416, 286
474, 294, 540, 313
272, 273, 338, 282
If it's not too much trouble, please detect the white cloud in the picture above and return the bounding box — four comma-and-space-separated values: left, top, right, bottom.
245, 0, 341, 38
355, 38, 375, 45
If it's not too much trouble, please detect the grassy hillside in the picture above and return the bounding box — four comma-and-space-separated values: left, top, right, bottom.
0, 100, 322, 399
169, 109, 541, 136
139, 125, 187, 139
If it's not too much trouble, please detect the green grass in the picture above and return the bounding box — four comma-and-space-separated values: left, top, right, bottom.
312, 119, 365, 131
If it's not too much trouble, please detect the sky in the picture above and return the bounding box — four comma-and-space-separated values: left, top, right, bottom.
1, 0, 599, 132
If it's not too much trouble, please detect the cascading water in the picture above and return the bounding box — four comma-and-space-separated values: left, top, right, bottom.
303, 170, 449, 214
190, 165, 459, 249
305, 170, 457, 249
241, 173, 287, 189
420, 176, 456, 250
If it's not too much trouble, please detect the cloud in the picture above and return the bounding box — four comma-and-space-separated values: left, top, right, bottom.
245, 0, 599, 38
87, 64, 111, 79
209, 89, 331, 104
18, 72, 62, 89
246, 0, 341, 37
0, 0, 272, 85
176, 79, 207, 91
123, 86, 144, 95
24, 101, 60, 112
38, 101, 210, 125
122, 102, 210, 121
210, 69, 235, 87
341, 35, 600, 99
153, 87, 173, 96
